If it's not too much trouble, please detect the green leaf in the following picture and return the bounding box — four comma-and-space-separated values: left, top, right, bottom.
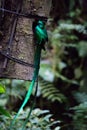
77, 41, 87, 57
40, 63, 54, 82
0, 83, 6, 93
69, 0, 75, 10
0, 106, 11, 117
74, 68, 82, 79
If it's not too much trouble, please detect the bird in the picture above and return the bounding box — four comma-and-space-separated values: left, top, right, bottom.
9, 20, 48, 129
33, 20, 48, 50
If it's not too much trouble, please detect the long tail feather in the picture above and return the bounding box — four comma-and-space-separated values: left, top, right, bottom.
9, 46, 41, 129
21, 80, 38, 130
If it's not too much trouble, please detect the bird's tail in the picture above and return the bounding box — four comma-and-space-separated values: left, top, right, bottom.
9, 45, 41, 129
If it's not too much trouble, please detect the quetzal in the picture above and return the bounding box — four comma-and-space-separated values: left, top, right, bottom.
10, 20, 48, 129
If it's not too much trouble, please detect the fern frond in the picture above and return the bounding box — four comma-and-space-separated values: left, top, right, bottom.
39, 77, 66, 103
73, 92, 87, 103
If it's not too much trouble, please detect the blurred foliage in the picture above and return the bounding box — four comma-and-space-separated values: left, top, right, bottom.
0, 108, 60, 130
39, 0, 87, 129
71, 92, 87, 130
39, 77, 66, 103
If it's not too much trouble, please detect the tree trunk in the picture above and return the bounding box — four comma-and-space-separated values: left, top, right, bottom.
0, 0, 52, 80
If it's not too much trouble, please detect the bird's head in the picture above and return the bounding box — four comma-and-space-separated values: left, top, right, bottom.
38, 20, 45, 29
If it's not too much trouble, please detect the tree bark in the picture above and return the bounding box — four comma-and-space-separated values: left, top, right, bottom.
0, 0, 52, 80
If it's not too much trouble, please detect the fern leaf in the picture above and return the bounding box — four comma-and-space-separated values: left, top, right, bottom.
39, 77, 66, 103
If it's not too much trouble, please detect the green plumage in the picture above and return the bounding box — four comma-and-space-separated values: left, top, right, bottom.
9, 20, 48, 129
35, 21, 48, 44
